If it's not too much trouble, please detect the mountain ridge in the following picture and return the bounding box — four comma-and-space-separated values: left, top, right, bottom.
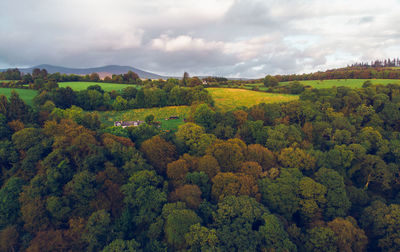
0, 64, 165, 79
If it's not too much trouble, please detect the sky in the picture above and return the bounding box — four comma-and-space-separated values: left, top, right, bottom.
1, 0, 400, 78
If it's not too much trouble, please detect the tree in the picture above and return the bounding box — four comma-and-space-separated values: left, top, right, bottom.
304, 226, 337, 252
259, 213, 297, 251
298, 177, 327, 222
315, 168, 351, 220
278, 147, 316, 172
211, 172, 259, 201
64, 171, 97, 217
140, 135, 177, 175
0, 177, 24, 228
102, 239, 141, 252
121, 170, 167, 235
263, 75, 279, 87
167, 159, 189, 188
327, 217, 368, 252
259, 168, 303, 219
170, 184, 202, 209
83, 210, 112, 252
164, 208, 201, 250
113, 96, 128, 111
193, 104, 216, 131
247, 144, 276, 171
213, 196, 267, 251
206, 139, 245, 173
196, 155, 220, 179
0, 225, 19, 252
185, 223, 219, 251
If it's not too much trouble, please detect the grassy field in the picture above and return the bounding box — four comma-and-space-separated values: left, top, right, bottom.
207, 88, 298, 110
98, 106, 190, 131
0, 88, 37, 105
242, 79, 400, 90
58, 82, 137, 91
281, 79, 400, 89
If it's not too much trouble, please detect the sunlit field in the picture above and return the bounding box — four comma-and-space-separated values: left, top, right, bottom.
0, 88, 38, 105
207, 88, 298, 110
58, 82, 138, 91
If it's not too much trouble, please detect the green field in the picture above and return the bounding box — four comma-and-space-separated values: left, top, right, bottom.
58, 82, 137, 91
281, 79, 400, 89
98, 106, 190, 131
0, 88, 38, 105
207, 88, 298, 110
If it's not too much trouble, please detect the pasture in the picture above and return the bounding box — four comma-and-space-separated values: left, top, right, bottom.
0, 88, 37, 105
282, 79, 400, 89
207, 88, 298, 110
58, 82, 137, 91
98, 106, 190, 131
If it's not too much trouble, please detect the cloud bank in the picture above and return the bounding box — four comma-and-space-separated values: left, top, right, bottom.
1, 0, 400, 77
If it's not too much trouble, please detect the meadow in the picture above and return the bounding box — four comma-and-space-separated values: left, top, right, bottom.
207, 88, 298, 110
0, 88, 38, 105
242, 79, 400, 90
58, 82, 137, 91
282, 79, 400, 89
98, 106, 190, 131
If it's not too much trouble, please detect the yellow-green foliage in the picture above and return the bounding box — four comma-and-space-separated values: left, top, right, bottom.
207, 88, 298, 110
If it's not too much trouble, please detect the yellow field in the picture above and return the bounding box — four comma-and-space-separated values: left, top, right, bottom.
207, 88, 298, 110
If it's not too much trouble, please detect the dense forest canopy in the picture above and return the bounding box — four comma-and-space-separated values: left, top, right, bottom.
0, 65, 399, 251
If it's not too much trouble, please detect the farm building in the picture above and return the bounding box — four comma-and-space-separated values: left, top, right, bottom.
114, 120, 145, 128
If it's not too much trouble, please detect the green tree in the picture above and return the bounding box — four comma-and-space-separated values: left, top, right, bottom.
315, 168, 351, 220
263, 75, 279, 87
213, 195, 267, 251
259, 168, 303, 219
83, 210, 112, 252
164, 208, 201, 250
0, 177, 24, 228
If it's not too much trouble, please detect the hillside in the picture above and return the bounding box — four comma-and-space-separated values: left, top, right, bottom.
1, 64, 164, 79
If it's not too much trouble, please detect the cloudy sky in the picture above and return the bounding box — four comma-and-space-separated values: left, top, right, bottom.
1, 0, 400, 77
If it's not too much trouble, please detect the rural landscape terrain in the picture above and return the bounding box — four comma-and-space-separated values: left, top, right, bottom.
1, 0, 400, 251
0, 62, 399, 252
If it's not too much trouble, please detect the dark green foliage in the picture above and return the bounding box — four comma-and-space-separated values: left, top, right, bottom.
0, 177, 24, 228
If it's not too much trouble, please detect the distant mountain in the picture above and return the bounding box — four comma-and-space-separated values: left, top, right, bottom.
1, 64, 164, 79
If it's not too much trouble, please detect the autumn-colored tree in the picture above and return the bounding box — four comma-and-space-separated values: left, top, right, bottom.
170, 184, 202, 209
206, 139, 244, 172
0, 225, 19, 252
26, 229, 68, 252
233, 110, 248, 127
278, 146, 316, 172
140, 135, 177, 174
167, 159, 189, 188
327, 217, 368, 252
211, 172, 259, 201
196, 155, 220, 178
247, 144, 276, 171
238, 161, 263, 179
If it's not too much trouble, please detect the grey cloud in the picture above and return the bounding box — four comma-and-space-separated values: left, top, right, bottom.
1, 0, 400, 77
